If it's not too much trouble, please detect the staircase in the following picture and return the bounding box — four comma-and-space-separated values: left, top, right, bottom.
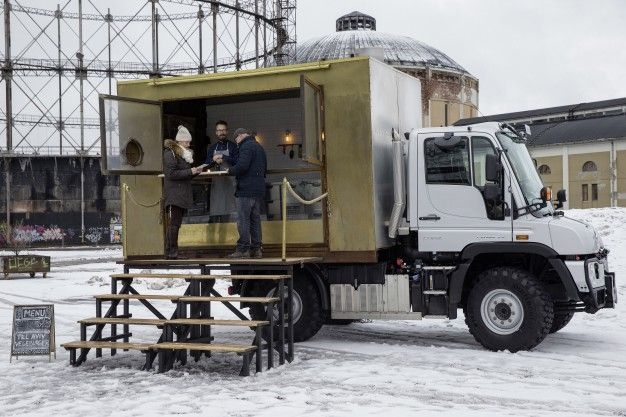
62, 270, 293, 376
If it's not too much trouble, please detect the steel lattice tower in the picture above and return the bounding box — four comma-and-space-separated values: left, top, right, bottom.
0, 0, 296, 241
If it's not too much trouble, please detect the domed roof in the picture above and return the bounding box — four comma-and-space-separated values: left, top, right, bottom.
296, 12, 470, 75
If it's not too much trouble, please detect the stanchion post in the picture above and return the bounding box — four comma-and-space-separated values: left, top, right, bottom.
281, 177, 287, 261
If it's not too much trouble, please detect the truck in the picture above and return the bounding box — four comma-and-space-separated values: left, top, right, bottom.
100, 56, 616, 352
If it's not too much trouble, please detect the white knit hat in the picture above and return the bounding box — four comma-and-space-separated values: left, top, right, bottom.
176, 125, 192, 142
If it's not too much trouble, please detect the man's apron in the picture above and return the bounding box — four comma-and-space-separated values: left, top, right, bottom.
209, 146, 236, 217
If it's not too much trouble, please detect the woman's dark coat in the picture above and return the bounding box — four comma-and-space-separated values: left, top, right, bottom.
163, 139, 195, 208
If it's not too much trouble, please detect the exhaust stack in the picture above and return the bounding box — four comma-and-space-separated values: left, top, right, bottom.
388, 128, 406, 239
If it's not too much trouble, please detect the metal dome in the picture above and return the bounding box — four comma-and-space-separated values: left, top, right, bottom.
296, 14, 469, 74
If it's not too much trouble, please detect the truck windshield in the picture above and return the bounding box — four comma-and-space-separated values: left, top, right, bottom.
496, 131, 553, 217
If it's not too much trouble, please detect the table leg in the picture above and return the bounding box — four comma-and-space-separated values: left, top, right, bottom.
255, 326, 262, 373
278, 279, 285, 365
268, 306, 274, 369
287, 271, 294, 363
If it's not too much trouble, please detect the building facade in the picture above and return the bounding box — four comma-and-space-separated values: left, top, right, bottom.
457, 98, 626, 209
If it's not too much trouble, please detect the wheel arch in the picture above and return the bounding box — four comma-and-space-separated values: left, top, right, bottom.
449, 242, 579, 311
240, 263, 329, 312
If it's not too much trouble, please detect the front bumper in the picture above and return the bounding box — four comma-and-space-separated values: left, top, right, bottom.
564, 257, 616, 312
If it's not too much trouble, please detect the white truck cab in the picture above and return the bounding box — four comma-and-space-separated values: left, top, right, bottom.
385, 122, 616, 351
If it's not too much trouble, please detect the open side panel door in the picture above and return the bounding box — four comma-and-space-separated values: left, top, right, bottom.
300, 75, 324, 166
99, 94, 163, 174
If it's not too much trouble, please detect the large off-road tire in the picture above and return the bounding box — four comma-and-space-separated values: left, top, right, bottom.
464, 267, 554, 352
325, 318, 355, 325
549, 311, 575, 334
248, 270, 324, 342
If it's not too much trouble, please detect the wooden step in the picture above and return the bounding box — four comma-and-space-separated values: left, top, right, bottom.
178, 296, 279, 304
94, 294, 181, 301
61, 341, 153, 350
151, 342, 255, 353
78, 317, 166, 326
110, 273, 291, 281
166, 318, 269, 327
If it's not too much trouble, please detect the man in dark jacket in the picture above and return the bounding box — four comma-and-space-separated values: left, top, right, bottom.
163, 125, 202, 259
226, 128, 267, 258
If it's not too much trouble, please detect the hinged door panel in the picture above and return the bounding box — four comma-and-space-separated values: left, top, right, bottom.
99, 95, 163, 174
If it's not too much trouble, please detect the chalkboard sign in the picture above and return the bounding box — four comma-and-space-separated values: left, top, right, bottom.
2, 255, 51, 278
11, 304, 56, 361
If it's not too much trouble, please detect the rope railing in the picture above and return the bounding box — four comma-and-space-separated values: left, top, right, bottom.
281, 177, 328, 261
121, 182, 163, 245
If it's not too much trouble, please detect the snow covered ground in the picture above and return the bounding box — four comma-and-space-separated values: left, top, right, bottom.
1, 208, 625, 416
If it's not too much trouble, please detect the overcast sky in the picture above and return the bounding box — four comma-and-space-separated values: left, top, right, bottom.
296, 0, 626, 116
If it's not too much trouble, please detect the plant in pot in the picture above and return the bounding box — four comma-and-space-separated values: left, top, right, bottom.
0, 221, 51, 278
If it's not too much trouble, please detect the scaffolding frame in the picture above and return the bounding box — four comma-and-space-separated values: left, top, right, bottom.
0, 0, 296, 242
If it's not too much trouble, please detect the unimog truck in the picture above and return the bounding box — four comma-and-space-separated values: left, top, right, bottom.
100, 56, 616, 352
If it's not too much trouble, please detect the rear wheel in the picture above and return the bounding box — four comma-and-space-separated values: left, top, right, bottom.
465, 267, 554, 352
325, 318, 355, 325
248, 270, 324, 342
549, 310, 575, 333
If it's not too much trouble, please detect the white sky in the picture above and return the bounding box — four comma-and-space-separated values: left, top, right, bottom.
296, 0, 626, 116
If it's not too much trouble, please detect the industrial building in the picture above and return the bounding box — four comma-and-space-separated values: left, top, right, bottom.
456, 97, 626, 209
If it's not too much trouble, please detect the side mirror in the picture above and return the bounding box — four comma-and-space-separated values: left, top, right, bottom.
483, 183, 503, 202
555, 189, 567, 209
485, 153, 501, 183
524, 124, 532, 137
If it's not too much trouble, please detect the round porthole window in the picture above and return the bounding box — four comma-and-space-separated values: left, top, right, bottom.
121, 138, 144, 166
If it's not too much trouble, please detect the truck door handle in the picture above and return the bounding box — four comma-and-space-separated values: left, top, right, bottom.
419, 214, 441, 221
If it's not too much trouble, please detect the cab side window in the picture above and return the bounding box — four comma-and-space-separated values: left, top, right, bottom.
472, 136, 504, 220
472, 136, 497, 188
424, 137, 470, 185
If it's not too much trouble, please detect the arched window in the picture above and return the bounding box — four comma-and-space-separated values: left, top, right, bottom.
538, 164, 551, 175
582, 161, 597, 172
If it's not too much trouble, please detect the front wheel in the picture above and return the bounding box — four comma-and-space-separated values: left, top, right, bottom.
248, 270, 324, 342
465, 267, 554, 352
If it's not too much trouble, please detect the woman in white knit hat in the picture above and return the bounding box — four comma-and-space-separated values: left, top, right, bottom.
162, 125, 202, 259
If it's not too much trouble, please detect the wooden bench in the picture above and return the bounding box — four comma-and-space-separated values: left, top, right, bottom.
163, 318, 272, 372
178, 296, 279, 303
167, 318, 269, 327
79, 317, 167, 326
61, 341, 153, 368
94, 294, 182, 301
151, 342, 257, 375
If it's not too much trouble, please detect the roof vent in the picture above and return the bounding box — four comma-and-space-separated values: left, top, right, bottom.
336, 11, 376, 32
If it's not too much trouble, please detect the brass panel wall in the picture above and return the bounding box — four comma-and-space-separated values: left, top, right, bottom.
535, 155, 563, 191
568, 152, 610, 209
120, 175, 164, 257
179, 219, 324, 247
118, 58, 378, 254
618, 150, 626, 207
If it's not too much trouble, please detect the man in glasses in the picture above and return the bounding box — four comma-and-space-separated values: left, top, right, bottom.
205, 120, 239, 223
